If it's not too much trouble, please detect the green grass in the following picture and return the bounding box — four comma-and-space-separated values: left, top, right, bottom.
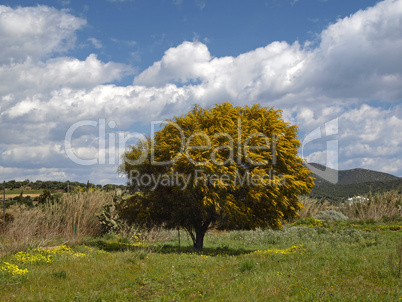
1, 226, 401, 301
332, 218, 402, 232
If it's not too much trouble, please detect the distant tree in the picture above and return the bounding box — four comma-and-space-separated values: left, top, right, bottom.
8, 180, 16, 190
37, 189, 54, 205
119, 103, 314, 251
16, 193, 33, 208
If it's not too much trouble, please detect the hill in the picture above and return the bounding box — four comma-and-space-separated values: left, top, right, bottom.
306, 163, 402, 202
307, 163, 399, 185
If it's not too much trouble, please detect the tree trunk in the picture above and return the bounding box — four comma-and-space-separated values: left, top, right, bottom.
185, 221, 210, 251
193, 226, 207, 251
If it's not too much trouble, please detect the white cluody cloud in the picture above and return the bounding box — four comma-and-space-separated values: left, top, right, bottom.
0, 5, 86, 64
0, 54, 132, 97
0, 0, 401, 183
88, 37, 103, 49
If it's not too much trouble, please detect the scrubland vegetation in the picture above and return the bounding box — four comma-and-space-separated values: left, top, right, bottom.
0, 190, 401, 301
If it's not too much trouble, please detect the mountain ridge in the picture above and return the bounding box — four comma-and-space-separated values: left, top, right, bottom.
305, 163, 402, 202
306, 163, 400, 186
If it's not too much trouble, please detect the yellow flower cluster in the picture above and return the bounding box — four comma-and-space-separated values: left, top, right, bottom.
0, 262, 29, 276
253, 245, 303, 255
13, 251, 52, 264
1, 245, 86, 278
111, 241, 146, 247
12, 245, 77, 264
306, 219, 324, 228
184, 252, 209, 258
96, 249, 110, 255
115, 234, 143, 243
73, 252, 86, 258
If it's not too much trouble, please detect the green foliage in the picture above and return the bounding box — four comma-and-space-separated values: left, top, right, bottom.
314, 210, 349, 221
4, 189, 43, 195
120, 103, 314, 250
292, 218, 326, 228
310, 179, 402, 203
332, 218, 402, 232
37, 189, 54, 205
97, 204, 120, 234
96, 193, 123, 234
381, 214, 402, 223
1, 179, 127, 194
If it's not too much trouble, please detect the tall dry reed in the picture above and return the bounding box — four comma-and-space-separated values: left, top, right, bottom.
341, 190, 402, 220
1, 191, 112, 254
296, 195, 332, 219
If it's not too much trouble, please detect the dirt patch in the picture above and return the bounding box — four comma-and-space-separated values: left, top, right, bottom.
5, 194, 42, 199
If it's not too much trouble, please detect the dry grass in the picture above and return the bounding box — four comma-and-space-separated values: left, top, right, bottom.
0, 191, 112, 254
341, 190, 402, 220
114, 223, 176, 244
297, 190, 402, 222
296, 195, 332, 219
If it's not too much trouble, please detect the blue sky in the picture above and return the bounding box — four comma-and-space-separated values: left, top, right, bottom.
0, 0, 401, 184
6, 0, 380, 75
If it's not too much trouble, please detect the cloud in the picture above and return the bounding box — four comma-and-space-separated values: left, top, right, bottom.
134, 41, 212, 87
0, 5, 86, 64
3, 84, 192, 127
0, 54, 132, 98
195, 0, 207, 10
301, 103, 402, 173
1, 144, 65, 167
172, 0, 183, 8
134, 40, 308, 105
305, 0, 402, 101
88, 37, 103, 49
0, 166, 69, 182
130, 0, 402, 177
135, 0, 402, 104
1, 1, 402, 184
291, 0, 299, 6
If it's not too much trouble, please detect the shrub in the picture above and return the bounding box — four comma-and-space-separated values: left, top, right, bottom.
292, 218, 326, 228
341, 190, 402, 220
381, 214, 402, 223
314, 210, 349, 221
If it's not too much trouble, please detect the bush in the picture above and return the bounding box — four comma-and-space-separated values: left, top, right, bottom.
314, 210, 349, 222
292, 218, 326, 228
341, 190, 402, 221
381, 215, 402, 223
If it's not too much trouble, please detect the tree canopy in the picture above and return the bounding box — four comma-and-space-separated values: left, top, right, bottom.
119, 103, 314, 250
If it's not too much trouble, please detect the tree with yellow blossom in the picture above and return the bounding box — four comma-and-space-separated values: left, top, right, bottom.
119, 103, 314, 251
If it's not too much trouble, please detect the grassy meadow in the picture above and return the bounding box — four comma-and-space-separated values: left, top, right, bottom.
0, 191, 401, 301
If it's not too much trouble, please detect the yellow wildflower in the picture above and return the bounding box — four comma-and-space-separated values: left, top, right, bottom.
0, 262, 29, 276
